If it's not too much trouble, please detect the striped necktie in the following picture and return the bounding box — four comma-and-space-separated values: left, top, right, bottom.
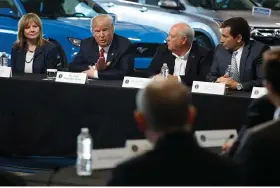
230, 51, 239, 82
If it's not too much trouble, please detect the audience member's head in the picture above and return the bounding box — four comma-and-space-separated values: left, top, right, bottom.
263, 48, 280, 107
91, 14, 114, 48
166, 22, 194, 56
134, 79, 196, 143
220, 17, 250, 51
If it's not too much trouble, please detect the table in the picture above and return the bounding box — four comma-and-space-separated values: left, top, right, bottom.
23, 167, 110, 186
0, 74, 253, 156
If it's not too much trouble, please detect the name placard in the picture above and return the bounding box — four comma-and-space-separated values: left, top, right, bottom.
0, 66, 12, 78
125, 139, 153, 158
194, 129, 238, 148
192, 81, 225, 95
92, 148, 129, 170
55, 71, 87, 84
122, 76, 152, 89
251, 87, 267, 98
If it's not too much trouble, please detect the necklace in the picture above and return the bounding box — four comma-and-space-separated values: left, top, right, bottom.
25, 51, 35, 64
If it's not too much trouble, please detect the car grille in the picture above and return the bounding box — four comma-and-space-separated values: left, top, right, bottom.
251, 28, 280, 46
133, 43, 161, 58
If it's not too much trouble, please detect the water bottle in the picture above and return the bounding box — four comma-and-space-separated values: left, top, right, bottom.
161, 63, 169, 80
1, 52, 8, 67
76, 128, 93, 176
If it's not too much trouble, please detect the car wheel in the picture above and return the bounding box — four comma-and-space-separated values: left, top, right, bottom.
50, 40, 68, 69
195, 35, 214, 50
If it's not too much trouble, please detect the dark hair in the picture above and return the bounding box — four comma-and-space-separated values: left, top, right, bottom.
264, 48, 280, 95
221, 17, 251, 43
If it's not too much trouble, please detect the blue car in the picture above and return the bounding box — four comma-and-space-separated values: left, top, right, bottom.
0, 0, 167, 69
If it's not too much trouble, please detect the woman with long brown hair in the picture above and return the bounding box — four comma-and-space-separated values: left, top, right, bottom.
11, 13, 59, 74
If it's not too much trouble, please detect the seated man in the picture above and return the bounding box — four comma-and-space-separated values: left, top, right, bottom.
206, 17, 270, 91
233, 48, 280, 185
108, 79, 243, 186
69, 14, 134, 80
148, 23, 213, 86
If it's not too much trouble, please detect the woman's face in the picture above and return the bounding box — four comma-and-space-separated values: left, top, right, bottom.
24, 21, 40, 40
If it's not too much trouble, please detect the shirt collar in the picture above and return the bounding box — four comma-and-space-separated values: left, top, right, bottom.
233, 45, 244, 55
172, 44, 192, 60
274, 107, 280, 120
99, 44, 111, 53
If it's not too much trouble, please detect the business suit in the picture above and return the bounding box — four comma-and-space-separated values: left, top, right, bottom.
233, 119, 280, 185
11, 41, 59, 74
70, 34, 134, 80
149, 41, 213, 85
108, 132, 243, 186
206, 40, 270, 90
227, 95, 275, 157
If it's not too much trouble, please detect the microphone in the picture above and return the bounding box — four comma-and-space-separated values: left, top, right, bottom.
220, 134, 235, 155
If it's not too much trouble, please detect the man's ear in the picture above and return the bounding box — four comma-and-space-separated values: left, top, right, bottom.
134, 111, 147, 132
187, 105, 197, 125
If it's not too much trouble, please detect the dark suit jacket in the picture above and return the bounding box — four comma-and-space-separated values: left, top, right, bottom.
148, 41, 213, 85
206, 40, 270, 90
233, 119, 280, 185
11, 41, 59, 74
227, 95, 275, 157
69, 34, 134, 80
108, 132, 243, 186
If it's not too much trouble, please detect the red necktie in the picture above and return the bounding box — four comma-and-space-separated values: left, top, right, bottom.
99, 48, 105, 59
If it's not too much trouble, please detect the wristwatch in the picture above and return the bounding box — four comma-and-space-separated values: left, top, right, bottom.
237, 83, 243, 91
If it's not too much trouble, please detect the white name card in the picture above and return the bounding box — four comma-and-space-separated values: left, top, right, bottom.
55, 71, 87, 84
194, 129, 238, 148
122, 76, 152, 89
92, 148, 129, 170
251, 87, 267, 98
252, 6, 271, 17
125, 139, 153, 158
0, 66, 12, 78
192, 81, 225, 95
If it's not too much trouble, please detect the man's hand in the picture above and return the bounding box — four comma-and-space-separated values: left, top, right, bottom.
225, 78, 238, 89
216, 76, 229, 83
95, 57, 110, 71
221, 142, 233, 154
83, 66, 96, 78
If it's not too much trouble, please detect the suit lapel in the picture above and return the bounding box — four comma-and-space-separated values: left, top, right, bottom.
239, 43, 251, 80
16, 48, 27, 72
184, 42, 198, 75
106, 36, 117, 67
32, 46, 44, 70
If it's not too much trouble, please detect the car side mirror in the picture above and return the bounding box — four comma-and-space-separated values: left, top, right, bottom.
158, 0, 184, 10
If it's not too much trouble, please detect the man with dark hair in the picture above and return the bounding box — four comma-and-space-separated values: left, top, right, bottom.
108, 79, 243, 186
206, 17, 270, 91
233, 48, 280, 185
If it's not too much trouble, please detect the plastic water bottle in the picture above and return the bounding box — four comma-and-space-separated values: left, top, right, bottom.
1, 52, 8, 67
76, 128, 92, 176
161, 63, 169, 80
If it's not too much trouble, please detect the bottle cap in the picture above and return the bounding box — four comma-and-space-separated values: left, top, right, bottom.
81, 128, 89, 133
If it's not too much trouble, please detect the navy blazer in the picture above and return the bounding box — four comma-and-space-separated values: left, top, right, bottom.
69, 34, 134, 80
206, 40, 270, 90
148, 41, 213, 86
11, 40, 59, 74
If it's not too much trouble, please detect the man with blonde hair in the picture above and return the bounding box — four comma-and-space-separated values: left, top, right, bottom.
149, 22, 213, 85
70, 14, 134, 80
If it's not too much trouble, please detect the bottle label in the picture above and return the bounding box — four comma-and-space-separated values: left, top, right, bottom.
82, 139, 92, 159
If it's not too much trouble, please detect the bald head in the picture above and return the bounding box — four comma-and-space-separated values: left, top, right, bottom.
136, 79, 191, 131
171, 22, 194, 43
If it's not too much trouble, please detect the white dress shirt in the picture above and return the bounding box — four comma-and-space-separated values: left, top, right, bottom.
234, 45, 244, 72
172, 45, 192, 82
273, 107, 280, 120
92, 44, 111, 79
24, 51, 34, 73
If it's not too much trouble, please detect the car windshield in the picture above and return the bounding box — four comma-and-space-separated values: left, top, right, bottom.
213, 0, 256, 10
19, 0, 107, 18
252, 0, 280, 10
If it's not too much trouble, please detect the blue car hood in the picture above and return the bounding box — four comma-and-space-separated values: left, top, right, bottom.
49, 17, 166, 43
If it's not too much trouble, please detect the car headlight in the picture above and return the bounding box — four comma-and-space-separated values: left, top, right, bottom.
68, 38, 81, 47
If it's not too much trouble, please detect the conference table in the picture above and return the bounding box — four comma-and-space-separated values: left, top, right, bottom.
0, 74, 253, 157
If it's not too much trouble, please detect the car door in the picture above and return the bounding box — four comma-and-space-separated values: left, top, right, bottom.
0, 0, 21, 64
